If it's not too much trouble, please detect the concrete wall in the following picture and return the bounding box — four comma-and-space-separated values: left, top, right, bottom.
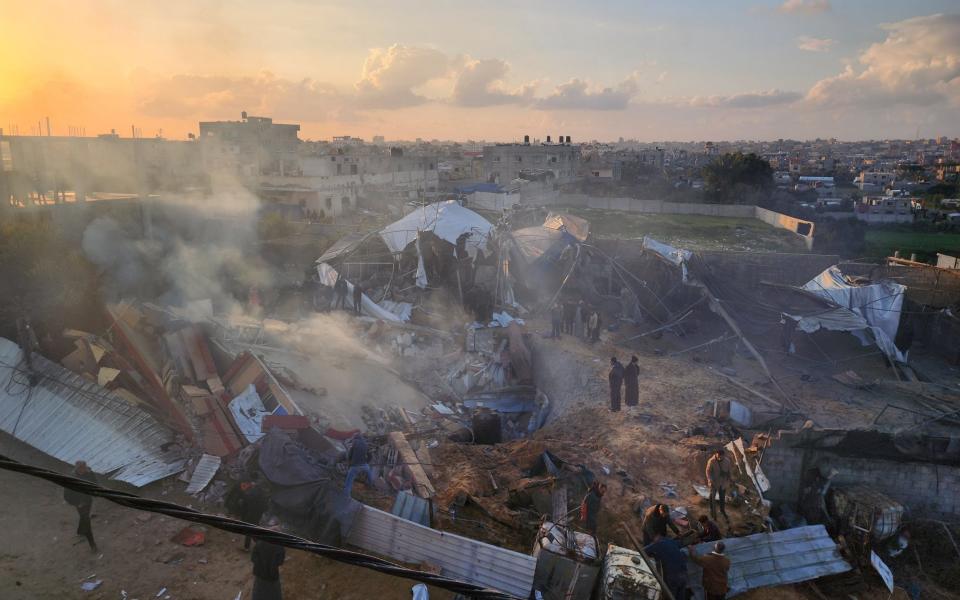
754, 207, 815, 250
699, 251, 839, 288
761, 430, 960, 518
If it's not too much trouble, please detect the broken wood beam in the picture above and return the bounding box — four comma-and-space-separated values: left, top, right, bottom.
387, 431, 435, 499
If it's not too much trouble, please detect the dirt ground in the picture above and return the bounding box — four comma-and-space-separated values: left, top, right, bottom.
0, 433, 452, 600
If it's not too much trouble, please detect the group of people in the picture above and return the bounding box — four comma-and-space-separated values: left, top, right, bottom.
607, 355, 640, 411
549, 300, 603, 342
576, 448, 736, 599
331, 274, 364, 315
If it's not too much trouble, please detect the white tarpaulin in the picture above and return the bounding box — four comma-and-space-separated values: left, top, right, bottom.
798, 266, 906, 363
379, 200, 492, 258
643, 236, 693, 281
316, 263, 408, 322
228, 384, 270, 443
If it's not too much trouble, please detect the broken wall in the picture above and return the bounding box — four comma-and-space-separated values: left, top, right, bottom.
761, 429, 960, 519
839, 262, 960, 308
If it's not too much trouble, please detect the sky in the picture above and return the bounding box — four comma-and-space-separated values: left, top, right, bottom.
1, 0, 959, 142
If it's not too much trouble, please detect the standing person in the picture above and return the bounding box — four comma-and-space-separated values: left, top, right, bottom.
608, 357, 624, 412
689, 542, 731, 600
588, 309, 599, 342
226, 479, 270, 550
333, 275, 348, 310
641, 503, 681, 545
64, 461, 98, 553
624, 355, 640, 408
644, 533, 688, 600
706, 448, 733, 521
352, 282, 363, 315
251, 519, 286, 600
574, 301, 585, 339
344, 433, 376, 495
579, 481, 606, 536
697, 514, 722, 543
562, 300, 576, 335
550, 303, 562, 339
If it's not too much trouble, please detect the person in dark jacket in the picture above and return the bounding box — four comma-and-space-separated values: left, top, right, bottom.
644, 533, 688, 600
226, 480, 270, 550
580, 481, 606, 535
64, 460, 98, 553
352, 283, 363, 315
641, 503, 681, 545
550, 303, 562, 338
562, 301, 576, 335
624, 355, 640, 407
333, 276, 348, 310
608, 357, 624, 412
344, 433, 376, 495
251, 519, 286, 600
698, 514, 722, 543
689, 541, 731, 600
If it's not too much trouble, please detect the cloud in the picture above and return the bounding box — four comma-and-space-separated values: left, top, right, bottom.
778, 0, 830, 15
451, 58, 536, 107
535, 73, 640, 111
354, 44, 451, 109
797, 36, 835, 52
805, 13, 960, 108
688, 89, 803, 108
138, 72, 342, 120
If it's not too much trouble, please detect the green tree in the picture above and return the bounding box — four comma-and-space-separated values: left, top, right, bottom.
702, 152, 774, 204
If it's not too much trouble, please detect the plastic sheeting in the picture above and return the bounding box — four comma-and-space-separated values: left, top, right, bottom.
258, 430, 360, 545
543, 212, 590, 242
316, 263, 408, 322
228, 384, 270, 443
798, 267, 907, 362
379, 200, 492, 258
643, 236, 692, 281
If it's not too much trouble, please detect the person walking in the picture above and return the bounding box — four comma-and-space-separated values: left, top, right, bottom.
251, 519, 286, 600
608, 357, 624, 412
64, 460, 98, 553
624, 355, 640, 407
344, 433, 376, 495
226, 479, 270, 550
579, 481, 606, 536
689, 542, 731, 600
706, 448, 733, 521
644, 533, 688, 600
333, 275, 348, 310
352, 282, 363, 315
550, 303, 562, 339
641, 503, 681, 545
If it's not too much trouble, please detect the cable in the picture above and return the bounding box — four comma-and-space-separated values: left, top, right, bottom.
0, 453, 517, 599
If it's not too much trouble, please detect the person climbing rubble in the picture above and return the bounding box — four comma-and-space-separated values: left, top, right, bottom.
644, 532, 688, 600
641, 503, 680, 545
608, 357, 624, 412
697, 514, 722, 543
344, 432, 376, 496
624, 355, 640, 407
580, 481, 606, 536
706, 448, 733, 521
226, 478, 270, 550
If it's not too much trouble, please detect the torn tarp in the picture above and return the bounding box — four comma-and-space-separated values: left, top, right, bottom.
258, 430, 360, 545
643, 236, 693, 281
316, 262, 408, 322
228, 384, 270, 443
379, 200, 492, 258
794, 266, 907, 363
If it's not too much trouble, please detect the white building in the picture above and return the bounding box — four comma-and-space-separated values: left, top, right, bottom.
856, 171, 896, 192
854, 193, 919, 224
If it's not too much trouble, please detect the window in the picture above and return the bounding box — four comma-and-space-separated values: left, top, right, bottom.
350, 164, 358, 175
325, 197, 333, 209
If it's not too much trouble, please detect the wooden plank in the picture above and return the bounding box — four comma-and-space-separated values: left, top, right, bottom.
387, 431, 435, 498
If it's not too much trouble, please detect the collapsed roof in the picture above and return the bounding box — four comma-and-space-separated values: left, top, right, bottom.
379, 200, 493, 258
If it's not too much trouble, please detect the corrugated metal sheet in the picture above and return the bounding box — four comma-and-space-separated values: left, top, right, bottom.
686, 525, 851, 599
0, 338, 186, 487
391, 491, 431, 526
346, 505, 536, 598
185, 454, 221, 494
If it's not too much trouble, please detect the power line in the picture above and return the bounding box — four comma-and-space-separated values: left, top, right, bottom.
0, 454, 516, 599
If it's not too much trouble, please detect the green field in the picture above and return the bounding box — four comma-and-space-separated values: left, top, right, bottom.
864, 230, 960, 260
565, 207, 807, 253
